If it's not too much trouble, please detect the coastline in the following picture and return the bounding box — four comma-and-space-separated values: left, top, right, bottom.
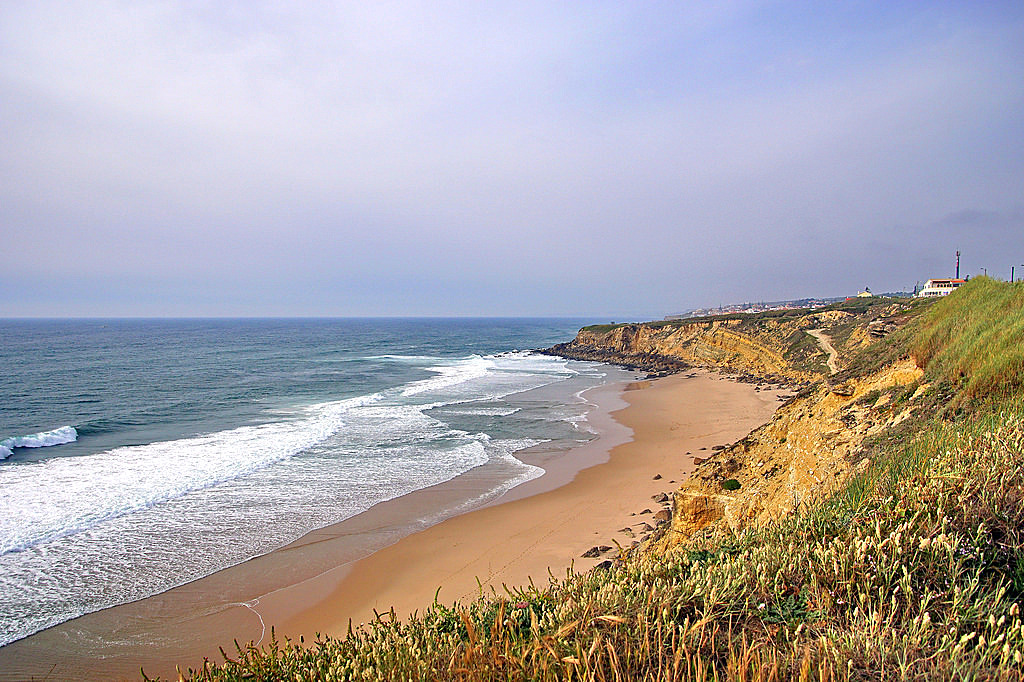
268, 369, 785, 643
0, 369, 784, 681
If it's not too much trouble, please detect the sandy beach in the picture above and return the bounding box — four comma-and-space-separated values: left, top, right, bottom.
269, 370, 784, 638
0, 369, 784, 681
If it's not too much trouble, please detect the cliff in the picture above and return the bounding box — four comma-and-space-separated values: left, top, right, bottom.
543, 298, 918, 385
546, 296, 932, 547
663, 358, 925, 548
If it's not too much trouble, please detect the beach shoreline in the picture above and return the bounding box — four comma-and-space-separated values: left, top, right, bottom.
0, 368, 784, 681
269, 370, 785, 643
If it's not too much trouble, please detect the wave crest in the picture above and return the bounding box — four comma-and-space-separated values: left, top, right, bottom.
0, 426, 78, 460
401, 356, 492, 397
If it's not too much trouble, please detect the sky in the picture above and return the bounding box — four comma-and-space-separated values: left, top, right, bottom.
2, 1, 1023, 318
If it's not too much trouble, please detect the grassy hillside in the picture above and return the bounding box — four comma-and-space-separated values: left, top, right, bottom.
913, 278, 1024, 408
164, 280, 1024, 681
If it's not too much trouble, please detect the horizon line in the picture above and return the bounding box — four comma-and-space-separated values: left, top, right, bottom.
0, 314, 640, 321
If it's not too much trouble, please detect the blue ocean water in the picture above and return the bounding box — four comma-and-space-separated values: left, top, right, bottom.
0, 318, 625, 647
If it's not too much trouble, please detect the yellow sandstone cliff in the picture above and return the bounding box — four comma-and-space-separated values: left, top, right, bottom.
662, 359, 924, 548
546, 297, 930, 549
571, 319, 811, 382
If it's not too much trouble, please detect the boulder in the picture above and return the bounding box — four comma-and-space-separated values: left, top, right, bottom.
829, 381, 855, 397
671, 491, 728, 538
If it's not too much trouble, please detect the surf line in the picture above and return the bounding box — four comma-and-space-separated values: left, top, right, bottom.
233, 599, 266, 647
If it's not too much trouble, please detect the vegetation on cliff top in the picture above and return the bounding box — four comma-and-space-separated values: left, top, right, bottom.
163, 279, 1024, 681
580, 295, 919, 335
563, 295, 936, 385
913, 277, 1024, 407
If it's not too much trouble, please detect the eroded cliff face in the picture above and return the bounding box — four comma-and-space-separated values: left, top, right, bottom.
545, 308, 880, 384
545, 298, 932, 551
546, 301, 922, 384
661, 359, 925, 548
571, 320, 811, 382
550, 322, 792, 383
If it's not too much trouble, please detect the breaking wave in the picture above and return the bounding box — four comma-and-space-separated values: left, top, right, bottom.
0, 426, 78, 460
0, 397, 378, 555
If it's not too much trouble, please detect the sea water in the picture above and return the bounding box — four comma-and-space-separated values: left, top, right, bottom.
0, 318, 628, 647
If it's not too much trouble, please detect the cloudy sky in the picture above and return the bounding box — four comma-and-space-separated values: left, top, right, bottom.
2, 2, 1022, 317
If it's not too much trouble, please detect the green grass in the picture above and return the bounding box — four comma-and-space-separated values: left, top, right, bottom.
838, 308, 927, 382
784, 330, 830, 375
580, 323, 631, 334
824, 320, 859, 351
162, 282, 1024, 681
581, 296, 926, 347
911, 277, 1024, 408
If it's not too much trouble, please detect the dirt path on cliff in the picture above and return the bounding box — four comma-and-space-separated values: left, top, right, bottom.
807, 329, 839, 374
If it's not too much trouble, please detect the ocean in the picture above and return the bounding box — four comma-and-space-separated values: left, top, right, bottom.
0, 318, 630, 648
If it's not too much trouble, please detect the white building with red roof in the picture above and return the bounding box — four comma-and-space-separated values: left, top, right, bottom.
916, 278, 966, 298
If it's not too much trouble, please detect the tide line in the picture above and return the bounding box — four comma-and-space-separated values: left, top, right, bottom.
234, 599, 266, 647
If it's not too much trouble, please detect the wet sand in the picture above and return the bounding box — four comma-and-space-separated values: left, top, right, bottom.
0, 370, 784, 681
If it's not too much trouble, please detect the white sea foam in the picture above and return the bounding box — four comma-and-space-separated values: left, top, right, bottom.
413, 437, 546, 528
0, 354, 574, 557
0, 351, 616, 647
492, 437, 546, 487
0, 396, 379, 555
439, 406, 522, 417
401, 355, 493, 397
0, 354, 579, 557
0, 426, 78, 460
